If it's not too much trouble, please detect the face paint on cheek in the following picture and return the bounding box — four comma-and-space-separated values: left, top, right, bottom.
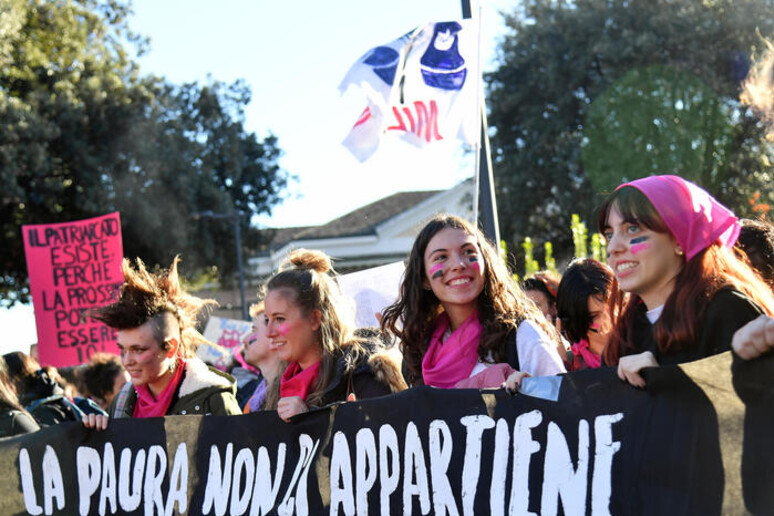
629, 239, 652, 255
277, 323, 290, 336
468, 256, 480, 270
429, 263, 444, 280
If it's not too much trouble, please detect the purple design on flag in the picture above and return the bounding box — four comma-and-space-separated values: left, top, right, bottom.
420, 22, 467, 91
364, 46, 400, 86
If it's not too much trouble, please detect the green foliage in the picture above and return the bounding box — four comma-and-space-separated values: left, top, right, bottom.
590, 233, 606, 263
521, 237, 540, 277
0, 0, 287, 305
571, 214, 588, 260
543, 241, 557, 273
488, 0, 774, 271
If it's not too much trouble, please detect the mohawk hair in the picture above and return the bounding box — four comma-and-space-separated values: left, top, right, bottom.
91, 256, 217, 356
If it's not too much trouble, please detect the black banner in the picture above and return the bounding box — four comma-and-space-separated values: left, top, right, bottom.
1, 351, 772, 515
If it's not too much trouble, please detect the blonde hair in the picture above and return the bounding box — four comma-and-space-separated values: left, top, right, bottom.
741, 38, 774, 140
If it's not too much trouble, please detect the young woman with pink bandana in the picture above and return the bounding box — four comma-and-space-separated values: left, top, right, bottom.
380, 215, 565, 391
598, 175, 774, 387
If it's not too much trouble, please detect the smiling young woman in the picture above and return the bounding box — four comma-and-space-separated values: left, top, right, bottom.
380, 215, 565, 391
265, 249, 406, 422
598, 175, 774, 387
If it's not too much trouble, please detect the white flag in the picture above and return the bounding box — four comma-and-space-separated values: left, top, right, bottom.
340, 20, 480, 161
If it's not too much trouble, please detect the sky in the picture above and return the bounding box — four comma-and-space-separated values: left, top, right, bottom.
0, 0, 517, 357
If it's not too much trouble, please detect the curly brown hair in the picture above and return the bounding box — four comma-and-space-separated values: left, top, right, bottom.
380, 215, 559, 386
90, 256, 217, 357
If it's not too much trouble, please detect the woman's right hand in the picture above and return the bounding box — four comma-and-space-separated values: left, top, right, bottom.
277, 396, 309, 422
617, 351, 658, 388
82, 413, 109, 431
502, 370, 531, 394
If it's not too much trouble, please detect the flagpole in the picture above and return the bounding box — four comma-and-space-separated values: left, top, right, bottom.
461, 0, 501, 247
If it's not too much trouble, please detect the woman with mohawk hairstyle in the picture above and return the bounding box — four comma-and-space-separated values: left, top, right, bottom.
83, 256, 241, 430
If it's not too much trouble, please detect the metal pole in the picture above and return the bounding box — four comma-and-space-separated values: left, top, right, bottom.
234, 216, 248, 321
461, 0, 501, 246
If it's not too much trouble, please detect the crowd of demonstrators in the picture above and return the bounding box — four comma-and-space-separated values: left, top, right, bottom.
264, 250, 406, 422
241, 301, 286, 413
83, 256, 242, 431
2, 352, 84, 427
2, 173, 772, 444
380, 215, 565, 393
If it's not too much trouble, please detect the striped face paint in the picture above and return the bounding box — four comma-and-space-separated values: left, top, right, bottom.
629, 236, 651, 255
468, 256, 480, 270
429, 263, 444, 280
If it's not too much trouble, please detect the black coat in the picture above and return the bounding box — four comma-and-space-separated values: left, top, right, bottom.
625, 287, 763, 365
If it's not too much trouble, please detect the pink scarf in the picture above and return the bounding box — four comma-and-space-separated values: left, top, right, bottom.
422, 311, 483, 388
570, 339, 602, 370
280, 361, 321, 401
133, 358, 187, 418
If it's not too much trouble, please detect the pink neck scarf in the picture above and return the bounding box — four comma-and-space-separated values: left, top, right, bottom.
571, 339, 602, 370
280, 361, 321, 401
422, 311, 483, 389
620, 175, 740, 260
133, 358, 187, 418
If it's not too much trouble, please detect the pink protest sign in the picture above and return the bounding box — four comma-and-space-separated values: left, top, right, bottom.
22, 212, 124, 367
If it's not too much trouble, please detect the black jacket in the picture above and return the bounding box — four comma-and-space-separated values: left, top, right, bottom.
625, 287, 763, 365
317, 343, 406, 408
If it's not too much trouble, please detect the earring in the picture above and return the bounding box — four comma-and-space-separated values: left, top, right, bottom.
675, 248, 684, 256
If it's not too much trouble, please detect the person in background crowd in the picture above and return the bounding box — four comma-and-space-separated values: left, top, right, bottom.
42, 364, 106, 416
265, 249, 406, 422
598, 175, 774, 387
83, 256, 241, 430
242, 301, 287, 412
522, 271, 560, 325
79, 353, 130, 411
2, 352, 84, 426
229, 337, 262, 411
0, 358, 39, 438
556, 259, 621, 371
380, 215, 565, 392
735, 218, 774, 288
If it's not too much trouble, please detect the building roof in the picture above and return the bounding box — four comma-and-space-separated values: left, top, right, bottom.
267, 190, 441, 250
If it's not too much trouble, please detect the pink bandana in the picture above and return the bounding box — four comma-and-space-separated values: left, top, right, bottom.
619, 175, 739, 261
422, 311, 483, 388
570, 339, 602, 370
280, 361, 321, 401
133, 358, 187, 418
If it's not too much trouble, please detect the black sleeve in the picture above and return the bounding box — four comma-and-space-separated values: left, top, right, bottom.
351, 371, 394, 400
11, 411, 40, 436
698, 289, 764, 358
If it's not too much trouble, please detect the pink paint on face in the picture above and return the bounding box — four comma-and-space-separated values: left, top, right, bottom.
469, 260, 480, 271
429, 263, 444, 279
277, 323, 290, 336
630, 242, 652, 255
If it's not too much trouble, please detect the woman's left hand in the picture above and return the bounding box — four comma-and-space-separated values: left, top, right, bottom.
617, 351, 658, 388
277, 396, 309, 422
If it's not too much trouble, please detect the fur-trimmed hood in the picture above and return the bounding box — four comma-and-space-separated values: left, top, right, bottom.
178, 358, 234, 398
